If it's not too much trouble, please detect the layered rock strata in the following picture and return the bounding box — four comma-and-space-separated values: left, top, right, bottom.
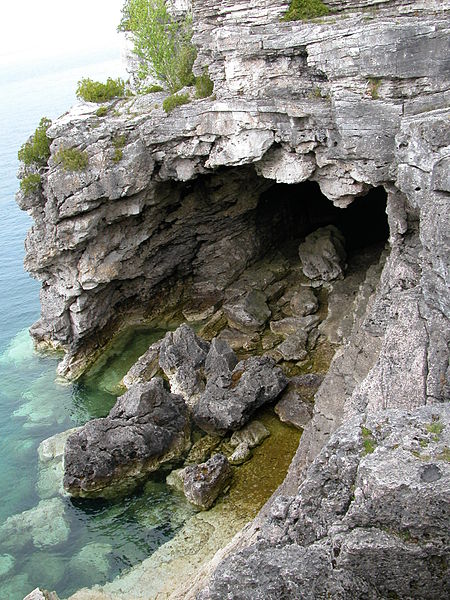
16, 0, 450, 598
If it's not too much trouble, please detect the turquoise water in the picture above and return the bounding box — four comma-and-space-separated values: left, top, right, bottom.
0, 52, 193, 599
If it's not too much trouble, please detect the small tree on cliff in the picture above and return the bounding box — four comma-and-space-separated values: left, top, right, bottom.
119, 0, 196, 94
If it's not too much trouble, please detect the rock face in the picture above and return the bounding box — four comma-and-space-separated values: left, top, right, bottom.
178, 453, 232, 510
16, 0, 450, 597
196, 405, 450, 600
63, 379, 190, 497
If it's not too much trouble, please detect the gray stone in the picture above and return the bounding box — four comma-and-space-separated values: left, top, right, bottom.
179, 454, 232, 510
276, 333, 308, 361
184, 434, 223, 466
270, 315, 320, 337
289, 288, 318, 317
217, 328, 260, 352
223, 290, 271, 333
63, 378, 190, 498
275, 392, 313, 430
298, 225, 347, 283
193, 356, 288, 434
159, 324, 210, 404
122, 340, 162, 388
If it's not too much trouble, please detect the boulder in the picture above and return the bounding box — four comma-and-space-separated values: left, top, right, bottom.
223, 290, 271, 333
229, 443, 252, 465
270, 315, 320, 337
184, 433, 223, 465
179, 454, 232, 510
159, 324, 210, 405
290, 288, 318, 317
276, 332, 309, 361
193, 356, 288, 434
298, 225, 347, 283
63, 378, 190, 498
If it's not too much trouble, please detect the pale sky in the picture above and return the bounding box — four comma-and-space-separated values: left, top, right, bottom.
0, 0, 126, 65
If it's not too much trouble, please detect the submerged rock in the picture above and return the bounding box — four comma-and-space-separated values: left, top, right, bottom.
69, 542, 112, 583
0, 553, 15, 579
63, 378, 190, 498
229, 420, 270, 465
298, 225, 347, 284
122, 340, 163, 388
184, 434, 223, 465
179, 454, 232, 510
0, 498, 70, 551
193, 356, 287, 434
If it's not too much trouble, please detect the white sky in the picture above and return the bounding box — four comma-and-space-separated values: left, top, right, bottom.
0, 0, 126, 65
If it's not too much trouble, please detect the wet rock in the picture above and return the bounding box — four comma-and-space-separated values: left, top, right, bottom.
25, 552, 65, 591
184, 434, 223, 465
228, 420, 270, 465
159, 324, 210, 405
0, 553, 15, 579
298, 225, 347, 283
69, 542, 112, 582
37, 427, 83, 498
229, 443, 252, 465
193, 356, 287, 434
223, 290, 271, 333
198, 310, 228, 341
290, 288, 319, 317
179, 454, 232, 510
0, 498, 70, 551
182, 305, 216, 323
230, 420, 270, 449
63, 378, 190, 498
122, 340, 162, 388
276, 332, 309, 361
23, 589, 58, 600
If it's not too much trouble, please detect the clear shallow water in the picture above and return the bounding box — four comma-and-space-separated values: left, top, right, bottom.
0, 52, 194, 599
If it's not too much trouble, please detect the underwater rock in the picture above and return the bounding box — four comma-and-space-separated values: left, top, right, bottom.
298, 225, 347, 283
63, 378, 190, 498
37, 427, 83, 499
222, 290, 271, 333
159, 324, 210, 405
69, 542, 112, 583
193, 356, 287, 434
0, 498, 70, 551
179, 454, 232, 510
0, 553, 15, 579
228, 442, 252, 465
25, 552, 66, 591
230, 420, 270, 449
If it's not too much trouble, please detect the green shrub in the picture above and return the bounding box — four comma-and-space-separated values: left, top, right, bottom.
284, 0, 330, 21
18, 117, 52, 166
112, 134, 126, 162
162, 92, 190, 113
76, 77, 129, 103
119, 0, 197, 93
55, 147, 89, 171
20, 173, 42, 195
195, 69, 214, 98
96, 106, 109, 117
140, 84, 164, 94
368, 77, 381, 99
361, 426, 376, 455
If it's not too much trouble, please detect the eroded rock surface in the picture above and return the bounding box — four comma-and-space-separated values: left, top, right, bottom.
196, 405, 450, 600
63, 379, 190, 498
178, 453, 232, 510
193, 356, 287, 434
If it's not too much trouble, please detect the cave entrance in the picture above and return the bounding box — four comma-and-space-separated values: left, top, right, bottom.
255, 180, 389, 258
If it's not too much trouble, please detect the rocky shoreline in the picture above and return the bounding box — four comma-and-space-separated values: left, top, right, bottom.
18, 0, 449, 598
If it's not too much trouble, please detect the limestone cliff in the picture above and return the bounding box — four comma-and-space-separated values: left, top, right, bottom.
17, 0, 449, 598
